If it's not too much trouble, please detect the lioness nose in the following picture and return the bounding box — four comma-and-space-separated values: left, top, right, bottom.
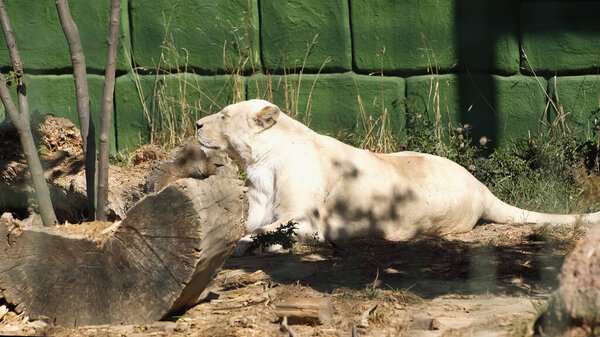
196, 121, 203, 130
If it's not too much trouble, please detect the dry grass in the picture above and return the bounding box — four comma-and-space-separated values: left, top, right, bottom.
124, 1, 253, 150
248, 34, 331, 127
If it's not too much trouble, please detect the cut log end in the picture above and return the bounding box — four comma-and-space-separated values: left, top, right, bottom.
0, 176, 246, 327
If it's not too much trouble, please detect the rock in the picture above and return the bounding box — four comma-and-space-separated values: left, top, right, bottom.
556, 225, 600, 320
535, 225, 600, 333
411, 314, 437, 330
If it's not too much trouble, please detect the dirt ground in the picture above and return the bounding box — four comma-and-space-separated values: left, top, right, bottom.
0, 221, 581, 337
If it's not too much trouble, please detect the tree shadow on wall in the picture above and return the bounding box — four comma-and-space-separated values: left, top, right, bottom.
453, 0, 516, 149
454, 0, 600, 148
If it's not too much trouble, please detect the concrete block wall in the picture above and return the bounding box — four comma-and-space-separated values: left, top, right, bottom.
0, 0, 599, 151
247, 73, 404, 135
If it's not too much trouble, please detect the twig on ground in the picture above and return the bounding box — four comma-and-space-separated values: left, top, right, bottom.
280, 316, 297, 337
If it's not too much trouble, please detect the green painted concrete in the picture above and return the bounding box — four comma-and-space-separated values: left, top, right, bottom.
0, 0, 598, 153
260, 0, 352, 72
454, 0, 520, 75
130, 0, 259, 73
405, 74, 462, 127
114, 73, 244, 151
406, 74, 547, 146
521, 2, 600, 74
351, 0, 519, 75
549, 76, 600, 140
351, 0, 456, 74
246, 72, 404, 136
0, 0, 130, 72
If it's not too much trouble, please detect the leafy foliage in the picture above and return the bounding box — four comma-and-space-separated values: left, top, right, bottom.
249, 221, 298, 252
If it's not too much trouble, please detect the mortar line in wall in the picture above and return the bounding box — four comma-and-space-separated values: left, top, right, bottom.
127, 0, 135, 75
516, 0, 524, 78
347, 0, 355, 73
257, 0, 265, 75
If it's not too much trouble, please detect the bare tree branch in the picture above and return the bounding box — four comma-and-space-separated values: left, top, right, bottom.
0, 0, 57, 226
55, 0, 90, 151
55, 0, 96, 220
96, 0, 121, 221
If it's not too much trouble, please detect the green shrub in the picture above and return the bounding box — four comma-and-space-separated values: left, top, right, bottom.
398, 100, 600, 214
249, 221, 298, 252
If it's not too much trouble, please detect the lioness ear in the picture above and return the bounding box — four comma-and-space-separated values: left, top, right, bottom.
253, 105, 280, 130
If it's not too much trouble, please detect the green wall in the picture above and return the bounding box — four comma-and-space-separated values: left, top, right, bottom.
1, 0, 599, 151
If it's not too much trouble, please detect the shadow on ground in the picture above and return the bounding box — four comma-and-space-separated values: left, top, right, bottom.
223, 225, 567, 299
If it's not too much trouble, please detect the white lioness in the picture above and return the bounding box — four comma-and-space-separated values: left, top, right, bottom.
196, 99, 600, 255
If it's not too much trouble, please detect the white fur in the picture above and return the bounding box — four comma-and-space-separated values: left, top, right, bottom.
196, 99, 600, 255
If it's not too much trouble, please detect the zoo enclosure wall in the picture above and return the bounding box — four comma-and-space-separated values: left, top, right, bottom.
0, 0, 598, 153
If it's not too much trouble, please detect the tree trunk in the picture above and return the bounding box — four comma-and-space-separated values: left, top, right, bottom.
0, 176, 246, 327
0, 0, 57, 226
55, 0, 96, 220
55, 0, 91, 153
96, 0, 121, 221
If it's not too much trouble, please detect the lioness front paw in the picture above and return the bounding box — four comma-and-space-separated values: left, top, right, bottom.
233, 236, 254, 257
263, 244, 283, 253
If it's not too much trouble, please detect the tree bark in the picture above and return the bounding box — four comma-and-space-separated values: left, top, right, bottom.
55, 0, 91, 153
96, 0, 121, 221
0, 0, 57, 226
55, 0, 96, 220
0, 176, 246, 327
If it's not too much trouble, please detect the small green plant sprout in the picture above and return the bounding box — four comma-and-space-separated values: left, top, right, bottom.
365, 269, 382, 299
249, 221, 298, 252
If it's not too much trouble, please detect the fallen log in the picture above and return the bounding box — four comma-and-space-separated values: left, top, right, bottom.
0, 176, 246, 327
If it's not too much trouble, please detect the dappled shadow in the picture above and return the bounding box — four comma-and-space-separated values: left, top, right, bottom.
324, 189, 414, 241
47, 153, 85, 181
223, 230, 566, 299
319, 157, 430, 242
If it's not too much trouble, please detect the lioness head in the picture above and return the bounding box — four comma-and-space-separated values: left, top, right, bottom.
196, 99, 281, 164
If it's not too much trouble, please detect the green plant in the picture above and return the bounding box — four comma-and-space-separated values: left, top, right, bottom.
353, 46, 398, 154
249, 221, 298, 252
364, 270, 382, 300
